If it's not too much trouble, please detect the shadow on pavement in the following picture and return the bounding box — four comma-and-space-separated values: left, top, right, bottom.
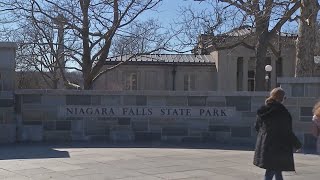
0, 143, 70, 160
1, 141, 317, 160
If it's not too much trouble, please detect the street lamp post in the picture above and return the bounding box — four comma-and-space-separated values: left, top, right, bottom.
265, 65, 272, 91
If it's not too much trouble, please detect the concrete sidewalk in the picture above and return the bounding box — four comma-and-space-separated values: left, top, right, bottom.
0, 143, 319, 180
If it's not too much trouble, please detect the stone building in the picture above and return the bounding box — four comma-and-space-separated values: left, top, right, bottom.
93, 54, 217, 91
94, 26, 318, 92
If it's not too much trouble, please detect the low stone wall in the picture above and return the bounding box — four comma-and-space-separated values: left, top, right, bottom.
278, 77, 320, 150
278, 77, 320, 97
0, 91, 15, 143
14, 89, 318, 150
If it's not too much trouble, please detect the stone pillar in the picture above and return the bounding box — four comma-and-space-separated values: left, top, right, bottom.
271, 57, 277, 88
243, 57, 249, 91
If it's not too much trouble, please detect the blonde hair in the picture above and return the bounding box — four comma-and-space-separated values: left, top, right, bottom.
265, 87, 285, 104
313, 101, 320, 117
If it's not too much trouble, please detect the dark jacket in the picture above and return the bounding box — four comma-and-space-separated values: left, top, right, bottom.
253, 100, 302, 171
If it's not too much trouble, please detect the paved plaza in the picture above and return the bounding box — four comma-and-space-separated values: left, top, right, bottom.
0, 143, 319, 180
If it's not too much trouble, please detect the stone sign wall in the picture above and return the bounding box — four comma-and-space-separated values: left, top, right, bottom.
13, 90, 318, 150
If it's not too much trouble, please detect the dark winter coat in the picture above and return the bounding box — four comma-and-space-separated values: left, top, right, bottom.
253, 100, 302, 171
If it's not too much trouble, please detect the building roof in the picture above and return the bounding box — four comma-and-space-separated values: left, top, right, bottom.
222, 26, 297, 37
105, 54, 216, 65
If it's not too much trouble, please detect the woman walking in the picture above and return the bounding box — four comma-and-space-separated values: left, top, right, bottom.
312, 101, 320, 154
253, 87, 302, 180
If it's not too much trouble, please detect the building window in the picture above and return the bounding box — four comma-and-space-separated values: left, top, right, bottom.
124, 72, 137, 90
276, 57, 283, 77
184, 74, 195, 91
248, 70, 255, 91
237, 57, 243, 91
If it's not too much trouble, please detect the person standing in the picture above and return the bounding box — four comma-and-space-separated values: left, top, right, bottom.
312, 102, 320, 154
253, 87, 302, 180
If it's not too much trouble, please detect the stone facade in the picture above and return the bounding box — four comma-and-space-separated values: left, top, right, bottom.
12, 90, 318, 151
0, 42, 16, 143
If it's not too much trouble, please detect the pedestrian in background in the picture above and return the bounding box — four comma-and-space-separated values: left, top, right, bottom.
312, 101, 320, 154
253, 87, 302, 180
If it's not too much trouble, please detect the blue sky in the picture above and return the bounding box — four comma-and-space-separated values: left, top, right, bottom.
139, 0, 208, 27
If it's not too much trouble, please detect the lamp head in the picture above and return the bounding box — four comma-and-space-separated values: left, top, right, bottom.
265, 65, 272, 72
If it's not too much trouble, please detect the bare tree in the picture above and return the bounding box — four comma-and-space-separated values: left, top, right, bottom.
0, 0, 170, 89
295, 0, 319, 76
13, 15, 73, 89
111, 19, 166, 56
185, 0, 301, 90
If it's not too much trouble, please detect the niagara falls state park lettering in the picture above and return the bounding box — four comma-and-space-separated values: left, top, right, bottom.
64, 107, 229, 117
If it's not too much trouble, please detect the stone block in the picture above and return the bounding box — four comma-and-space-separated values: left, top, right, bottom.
304, 133, 317, 149
147, 96, 166, 106
132, 121, 148, 132
88, 135, 109, 141
215, 132, 231, 143
188, 96, 206, 106
209, 125, 230, 132
110, 130, 134, 142
23, 95, 42, 104
298, 98, 318, 106
230, 137, 255, 146
42, 95, 65, 106
134, 132, 161, 141
43, 121, 55, 131
22, 111, 44, 121
300, 107, 313, 116
21, 125, 43, 141
300, 117, 312, 122
166, 97, 187, 106
188, 130, 203, 137
149, 118, 186, 126
286, 107, 299, 121
241, 112, 256, 118
44, 131, 71, 141
0, 99, 14, 107
149, 125, 162, 132
187, 119, 208, 130
45, 110, 58, 121
291, 84, 304, 97
283, 98, 298, 106
226, 96, 251, 111
304, 84, 320, 97
202, 132, 216, 142
279, 84, 292, 96
123, 96, 136, 105
231, 126, 251, 137
136, 96, 147, 106
56, 121, 71, 131
101, 96, 121, 106
206, 96, 226, 107
182, 137, 202, 142
161, 136, 183, 142
251, 96, 266, 104
162, 126, 188, 136
3, 110, 15, 123
0, 125, 16, 143
293, 122, 312, 132
91, 96, 101, 105
118, 118, 131, 125
23, 121, 42, 125
66, 95, 91, 105
85, 120, 109, 135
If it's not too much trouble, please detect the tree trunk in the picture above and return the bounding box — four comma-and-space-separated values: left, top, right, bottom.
295, 0, 319, 77
83, 66, 93, 90
255, 38, 269, 91
254, 16, 270, 91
